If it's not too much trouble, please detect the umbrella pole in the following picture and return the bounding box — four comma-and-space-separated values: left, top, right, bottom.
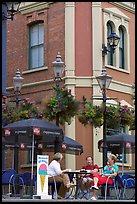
122, 146, 124, 176
30, 133, 35, 198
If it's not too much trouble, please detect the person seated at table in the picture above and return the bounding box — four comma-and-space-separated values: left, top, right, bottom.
90, 154, 119, 200
80, 156, 99, 191
48, 152, 74, 199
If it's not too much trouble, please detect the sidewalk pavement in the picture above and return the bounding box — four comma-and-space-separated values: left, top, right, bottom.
2, 198, 135, 202
2, 195, 135, 202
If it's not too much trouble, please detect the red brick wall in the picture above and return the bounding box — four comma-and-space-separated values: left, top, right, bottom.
7, 2, 65, 101
6, 2, 65, 172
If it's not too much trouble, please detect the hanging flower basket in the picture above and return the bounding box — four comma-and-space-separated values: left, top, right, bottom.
78, 97, 134, 129
78, 97, 103, 128
2, 98, 42, 126
119, 106, 134, 126
105, 105, 121, 129
42, 86, 80, 125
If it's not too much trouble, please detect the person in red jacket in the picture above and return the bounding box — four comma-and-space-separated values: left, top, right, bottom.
80, 156, 99, 190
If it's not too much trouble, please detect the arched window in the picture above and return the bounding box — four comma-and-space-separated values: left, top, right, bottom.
119, 26, 125, 69
29, 22, 44, 69
107, 22, 113, 66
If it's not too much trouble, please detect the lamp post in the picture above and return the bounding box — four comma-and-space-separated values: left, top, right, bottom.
2, 2, 21, 97
96, 69, 112, 168
2, 2, 21, 173
12, 69, 24, 173
12, 69, 23, 194
13, 69, 24, 110
52, 52, 65, 153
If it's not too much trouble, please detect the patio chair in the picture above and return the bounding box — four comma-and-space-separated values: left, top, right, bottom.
48, 173, 74, 199
48, 176, 61, 199
2, 169, 25, 197
121, 174, 135, 200
2, 169, 16, 196
99, 174, 122, 200
22, 172, 36, 195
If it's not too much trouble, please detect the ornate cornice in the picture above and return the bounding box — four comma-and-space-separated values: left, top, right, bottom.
110, 2, 135, 13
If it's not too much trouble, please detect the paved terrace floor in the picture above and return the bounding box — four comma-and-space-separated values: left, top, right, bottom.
2, 198, 135, 202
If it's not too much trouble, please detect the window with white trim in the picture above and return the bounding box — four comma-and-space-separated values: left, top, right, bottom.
107, 21, 114, 66
29, 22, 44, 69
119, 26, 125, 69
103, 8, 130, 72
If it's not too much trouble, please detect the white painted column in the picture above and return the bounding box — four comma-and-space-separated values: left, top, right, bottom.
64, 2, 76, 170
92, 2, 103, 168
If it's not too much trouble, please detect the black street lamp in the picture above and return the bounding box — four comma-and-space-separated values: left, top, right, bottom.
52, 52, 65, 153
2, 2, 21, 21
13, 69, 24, 110
96, 69, 112, 168
102, 32, 120, 56
12, 69, 23, 194
2, 2, 21, 96
12, 69, 24, 173
2, 2, 21, 173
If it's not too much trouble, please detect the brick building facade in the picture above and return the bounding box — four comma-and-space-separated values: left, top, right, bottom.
4, 2, 135, 173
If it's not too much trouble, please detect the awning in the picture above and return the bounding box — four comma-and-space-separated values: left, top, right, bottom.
106, 98, 118, 106
45, 136, 83, 155
98, 133, 135, 154
120, 100, 133, 108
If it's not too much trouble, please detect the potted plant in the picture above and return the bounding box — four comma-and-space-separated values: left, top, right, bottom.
78, 97, 103, 128
118, 105, 134, 127
2, 98, 42, 126
78, 97, 134, 129
42, 86, 80, 125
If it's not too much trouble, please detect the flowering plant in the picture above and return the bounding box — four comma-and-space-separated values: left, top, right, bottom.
78, 97, 134, 129
42, 86, 80, 125
105, 105, 121, 129
118, 105, 134, 127
2, 98, 42, 126
78, 97, 103, 128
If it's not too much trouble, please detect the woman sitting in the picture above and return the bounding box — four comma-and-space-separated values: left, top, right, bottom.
48, 152, 73, 199
90, 154, 119, 200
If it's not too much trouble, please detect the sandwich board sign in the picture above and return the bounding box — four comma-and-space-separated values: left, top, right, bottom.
34, 155, 51, 199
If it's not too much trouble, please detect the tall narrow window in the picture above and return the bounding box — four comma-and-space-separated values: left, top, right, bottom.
107, 22, 113, 66
29, 22, 44, 69
119, 27, 124, 69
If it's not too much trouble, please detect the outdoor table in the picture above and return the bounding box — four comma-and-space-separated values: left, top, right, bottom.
65, 170, 92, 199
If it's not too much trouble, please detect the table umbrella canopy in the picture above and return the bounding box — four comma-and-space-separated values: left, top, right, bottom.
98, 132, 135, 154
45, 136, 83, 155
2, 118, 64, 144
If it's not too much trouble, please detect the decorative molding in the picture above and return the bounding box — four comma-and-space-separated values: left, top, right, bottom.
22, 66, 48, 75
105, 65, 130, 74
65, 2, 75, 7
6, 75, 133, 96
103, 8, 130, 21
65, 2, 75, 77
6, 79, 53, 91
64, 2, 76, 171
110, 2, 135, 13
19, 2, 53, 15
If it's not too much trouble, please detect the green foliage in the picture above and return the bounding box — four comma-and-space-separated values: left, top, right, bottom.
118, 105, 135, 128
42, 86, 80, 125
78, 97, 103, 128
78, 97, 135, 129
2, 98, 42, 126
